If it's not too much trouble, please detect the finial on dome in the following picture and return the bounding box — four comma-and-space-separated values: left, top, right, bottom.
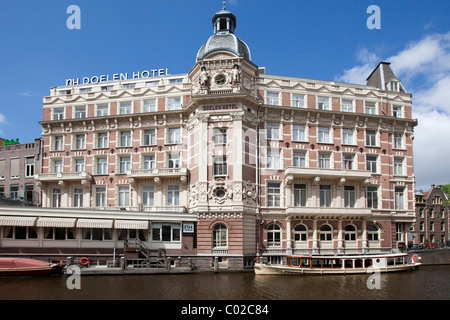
222, 1, 226, 10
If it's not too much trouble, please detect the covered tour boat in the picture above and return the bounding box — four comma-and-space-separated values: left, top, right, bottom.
0, 258, 63, 277
254, 253, 421, 275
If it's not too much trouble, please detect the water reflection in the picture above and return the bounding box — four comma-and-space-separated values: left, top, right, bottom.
0, 265, 449, 300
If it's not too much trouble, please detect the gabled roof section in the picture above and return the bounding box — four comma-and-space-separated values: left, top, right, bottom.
366, 62, 406, 93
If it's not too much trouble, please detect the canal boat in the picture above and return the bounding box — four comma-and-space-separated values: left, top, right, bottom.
254, 253, 421, 275
0, 258, 63, 277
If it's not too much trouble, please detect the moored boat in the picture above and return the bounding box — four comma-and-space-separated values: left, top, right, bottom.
254, 253, 421, 275
0, 258, 63, 277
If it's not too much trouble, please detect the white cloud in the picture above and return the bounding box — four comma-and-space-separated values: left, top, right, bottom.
17, 91, 33, 97
413, 110, 450, 190
335, 32, 450, 189
334, 48, 379, 85
0, 113, 7, 136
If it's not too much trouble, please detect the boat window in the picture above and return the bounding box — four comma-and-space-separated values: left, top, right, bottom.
301, 258, 310, 267
322, 259, 333, 268
387, 258, 395, 266
292, 258, 300, 266
365, 259, 372, 268
312, 259, 321, 267
354, 259, 363, 268
344, 260, 353, 268
333, 259, 342, 268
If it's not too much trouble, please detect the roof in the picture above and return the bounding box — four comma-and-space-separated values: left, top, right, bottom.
366, 62, 406, 92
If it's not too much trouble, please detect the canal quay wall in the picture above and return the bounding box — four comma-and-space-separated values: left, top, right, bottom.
72, 250, 450, 276
409, 248, 450, 266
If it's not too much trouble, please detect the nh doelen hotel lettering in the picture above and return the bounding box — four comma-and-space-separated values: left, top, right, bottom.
202, 104, 238, 111
65, 68, 169, 86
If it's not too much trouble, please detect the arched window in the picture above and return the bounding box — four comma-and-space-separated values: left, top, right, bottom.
267, 224, 281, 247
367, 224, 380, 241
294, 224, 308, 242
320, 224, 333, 241
344, 225, 357, 241
212, 224, 227, 248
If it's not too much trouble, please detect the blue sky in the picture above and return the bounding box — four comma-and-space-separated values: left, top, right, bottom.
0, 0, 449, 190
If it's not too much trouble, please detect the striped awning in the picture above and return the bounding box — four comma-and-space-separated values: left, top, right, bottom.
76, 219, 113, 229
0, 216, 37, 227
114, 220, 149, 230
36, 217, 77, 228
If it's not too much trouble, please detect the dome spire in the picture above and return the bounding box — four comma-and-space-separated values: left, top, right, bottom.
212, 3, 236, 34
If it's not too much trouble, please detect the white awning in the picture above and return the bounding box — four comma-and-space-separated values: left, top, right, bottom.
76, 219, 113, 229
36, 217, 77, 228
0, 216, 37, 227
114, 220, 149, 230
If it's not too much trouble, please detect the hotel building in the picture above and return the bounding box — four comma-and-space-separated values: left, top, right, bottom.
0, 7, 417, 269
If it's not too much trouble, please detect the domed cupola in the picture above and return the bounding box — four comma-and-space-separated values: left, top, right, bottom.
196, 4, 252, 62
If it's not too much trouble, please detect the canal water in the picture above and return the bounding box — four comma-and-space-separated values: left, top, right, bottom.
0, 265, 449, 300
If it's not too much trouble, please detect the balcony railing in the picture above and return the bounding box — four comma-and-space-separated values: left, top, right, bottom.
285, 167, 372, 181
128, 167, 187, 179
35, 171, 92, 183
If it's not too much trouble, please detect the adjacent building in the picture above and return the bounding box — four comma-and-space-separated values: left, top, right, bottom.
0, 137, 42, 206
413, 185, 449, 246
0, 6, 418, 269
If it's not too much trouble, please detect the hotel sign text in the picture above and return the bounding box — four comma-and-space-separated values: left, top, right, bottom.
65, 68, 169, 86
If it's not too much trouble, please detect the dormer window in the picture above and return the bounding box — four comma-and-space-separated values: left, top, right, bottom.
386, 81, 399, 92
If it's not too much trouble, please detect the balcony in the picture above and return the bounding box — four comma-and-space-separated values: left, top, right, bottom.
286, 206, 372, 219
35, 172, 92, 185
127, 167, 188, 184
285, 167, 372, 185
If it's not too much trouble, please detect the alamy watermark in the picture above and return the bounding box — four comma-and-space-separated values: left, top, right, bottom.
67, 5, 81, 30
66, 265, 81, 290
367, 5, 381, 30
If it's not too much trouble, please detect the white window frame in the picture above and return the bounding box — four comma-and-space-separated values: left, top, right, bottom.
143, 129, 156, 146
118, 186, 130, 207
120, 131, 132, 147
318, 152, 331, 169
318, 126, 330, 143
266, 122, 280, 140
267, 183, 281, 207
52, 107, 65, 120
292, 94, 305, 108
96, 104, 109, 117
168, 127, 181, 144
54, 136, 64, 151
292, 124, 306, 142
365, 130, 377, 147
96, 157, 108, 175
143, 99, 157, 113
74, 106, 86, 119
317, 96, 330, 110
341, 99, 354, 112
97, 132, 108, 149
119, 156, 131, 174
167, 97, 181, 111
75, 134, 86, 150
365, 102, 377, 115
119, 101, 133, 115
266, 92, 280, 106
342, 128, 354, 145
267, 148, 281, 169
